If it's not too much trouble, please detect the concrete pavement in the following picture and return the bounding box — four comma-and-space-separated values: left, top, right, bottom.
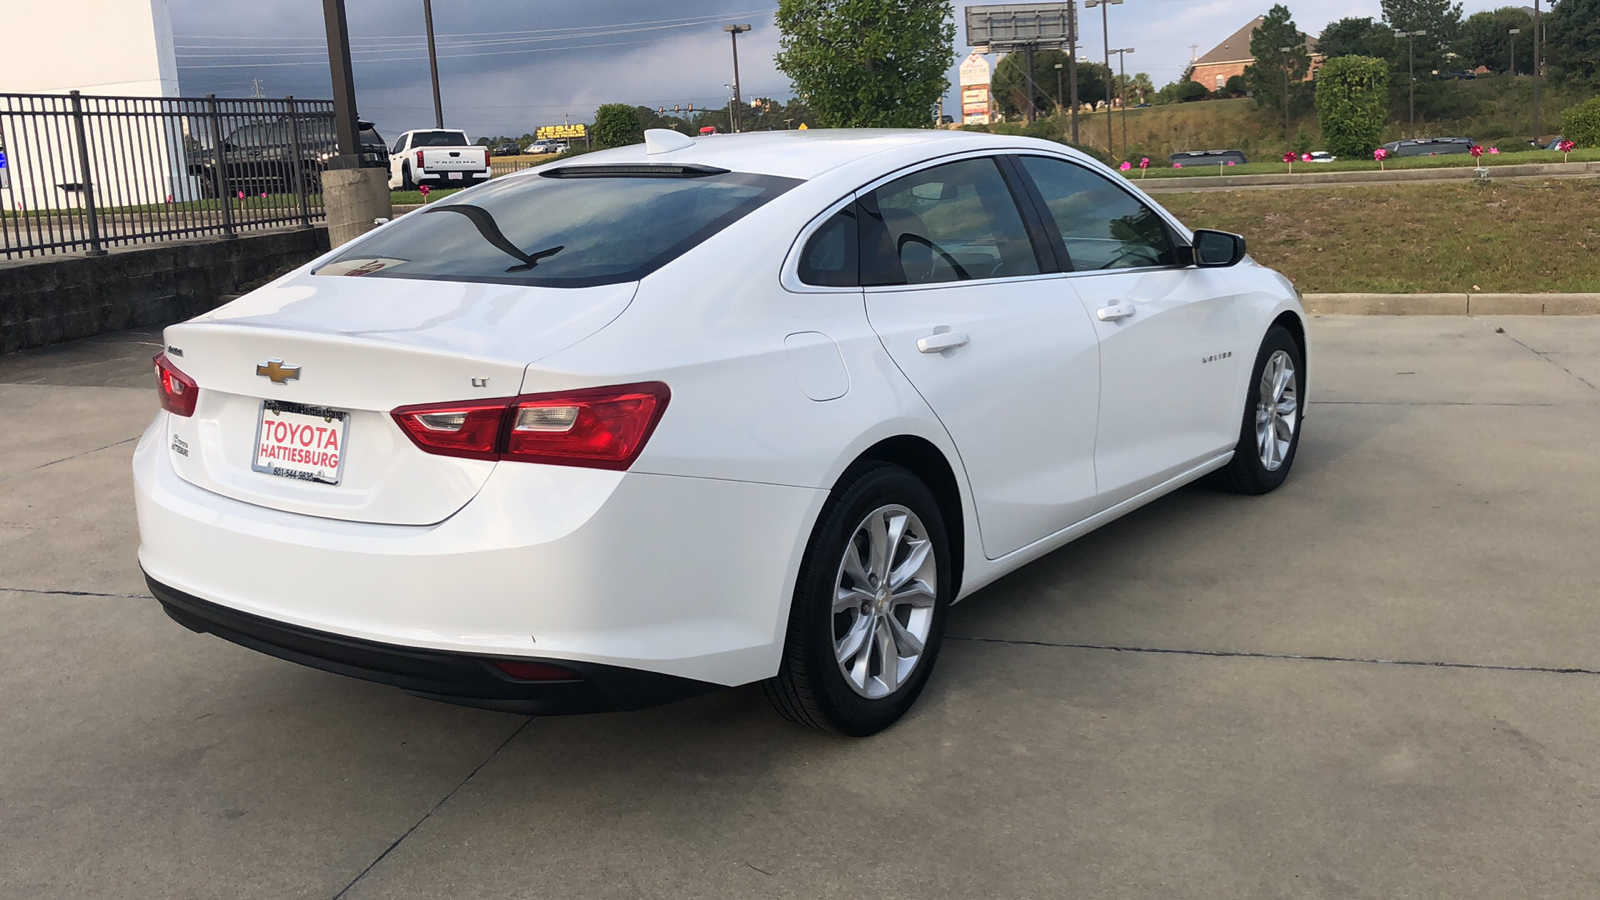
2, 316, 1599, 898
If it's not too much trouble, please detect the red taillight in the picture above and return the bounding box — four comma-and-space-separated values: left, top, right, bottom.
390, 382, 669, 470
416, 149, 425, 170
490, 659, 581, 682
153, 352, 198, 417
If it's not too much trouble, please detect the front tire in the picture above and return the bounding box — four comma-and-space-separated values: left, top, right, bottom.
1215, 325, 1303, 494
764, 464, 952, 736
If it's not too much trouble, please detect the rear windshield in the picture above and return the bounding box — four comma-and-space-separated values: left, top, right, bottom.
411, 131, 471, 147
315, 168, 801, 287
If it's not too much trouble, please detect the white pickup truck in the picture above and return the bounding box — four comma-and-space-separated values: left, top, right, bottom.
387, 129, 491, 191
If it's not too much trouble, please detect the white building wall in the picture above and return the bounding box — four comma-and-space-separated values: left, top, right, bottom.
0, 0, 189, 210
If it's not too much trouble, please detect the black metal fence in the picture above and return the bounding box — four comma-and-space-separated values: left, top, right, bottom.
0, 92, 338, 259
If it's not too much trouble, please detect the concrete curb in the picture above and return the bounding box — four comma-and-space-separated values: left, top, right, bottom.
1132, 160, 1600, 192
1304, 293, 1600, 315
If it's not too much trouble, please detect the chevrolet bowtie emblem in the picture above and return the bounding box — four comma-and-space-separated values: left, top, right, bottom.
256, 359, 301, 385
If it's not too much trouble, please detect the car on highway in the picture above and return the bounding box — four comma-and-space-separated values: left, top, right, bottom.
1169, 149, 1248, 166
524, 139, 568, 156
491, 141, 522, 157
136, 128, 1308, 735
1382, 137, 1476, 157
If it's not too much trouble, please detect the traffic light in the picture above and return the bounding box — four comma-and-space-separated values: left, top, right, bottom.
674, 105, 681, 113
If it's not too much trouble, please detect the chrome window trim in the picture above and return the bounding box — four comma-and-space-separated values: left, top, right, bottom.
781, 148, 1060, 295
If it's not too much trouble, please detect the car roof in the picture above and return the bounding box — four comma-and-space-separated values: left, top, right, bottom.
538, 129, 1053, 180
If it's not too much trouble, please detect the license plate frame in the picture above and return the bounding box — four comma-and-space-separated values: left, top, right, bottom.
447, 171, 464, 180
252, 399, 350, 486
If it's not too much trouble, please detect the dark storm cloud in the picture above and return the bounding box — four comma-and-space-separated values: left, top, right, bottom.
170, 0, 787, 138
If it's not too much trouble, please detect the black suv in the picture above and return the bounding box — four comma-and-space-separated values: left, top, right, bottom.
1381, 137, 1475, 157
187, 118, 387, 197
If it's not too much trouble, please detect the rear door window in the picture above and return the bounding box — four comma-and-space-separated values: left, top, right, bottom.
316, 168, 801, 287
857, 157, 1041, 286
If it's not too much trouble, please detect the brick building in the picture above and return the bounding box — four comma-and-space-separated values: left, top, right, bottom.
1189, 16, 1322, 93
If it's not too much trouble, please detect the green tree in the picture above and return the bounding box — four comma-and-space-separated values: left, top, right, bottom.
991, 50, 1109, 118
1560, 96, 1600, 146
1318, 17, 1398, 59
1546, 0, 1600, 87
1381, 0, 1464, 70
1224, 74, 1248, 96
775, 0, 955, 128
1245, 4, 1312, 135
1315, 55, 1389, 158
1453, 7, 1534, 74
592, 103, 642, 148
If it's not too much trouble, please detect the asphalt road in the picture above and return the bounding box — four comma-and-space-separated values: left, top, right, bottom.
3, 316, 1598, 899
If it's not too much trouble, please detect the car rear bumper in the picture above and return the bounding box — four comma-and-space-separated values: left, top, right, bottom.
133, 415, 825, 689
149, 575, 717, 714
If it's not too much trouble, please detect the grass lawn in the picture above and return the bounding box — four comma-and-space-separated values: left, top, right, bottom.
1157, 179, 1600, 293
1119, 148, 1600, 179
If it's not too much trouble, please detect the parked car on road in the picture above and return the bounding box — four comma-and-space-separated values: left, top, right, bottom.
1308, 151, 1336, 163
138, 128, 1308, 735
524, 139, 568, 156
1382, 137, 1476, 157
491, 141, 521, 157
387, 129, 491, 191
1169, 149, 1248, 166
187, 118, 386, 197
1545, 137, 1567, 151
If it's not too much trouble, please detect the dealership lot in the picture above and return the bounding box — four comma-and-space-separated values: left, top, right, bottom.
2, 315, 1598, 899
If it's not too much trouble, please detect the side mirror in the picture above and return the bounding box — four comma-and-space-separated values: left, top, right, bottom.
1190, 229, 1247, 267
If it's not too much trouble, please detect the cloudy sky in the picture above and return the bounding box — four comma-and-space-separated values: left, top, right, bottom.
170, 0, 1516, 139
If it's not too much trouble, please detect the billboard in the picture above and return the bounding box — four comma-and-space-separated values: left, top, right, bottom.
965, 3, 1075, 52
959, 51, 992, 87
959, 51, 993, 125
536, 124, 588, 141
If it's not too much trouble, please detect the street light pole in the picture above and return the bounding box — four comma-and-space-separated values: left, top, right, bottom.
1067, 2, 1080, 144
724, 23, 751, 133
1509, 28, 1519, 77
322, 0, 360, 160
1112, 47, 1133, 154
1397, 30, 1426, 138
1084, 0, 1122, 155
423, 0, 443, 128
1279, 45, 1296, 138
1054, 62, 1064, 119
1533, 0, 1542, 140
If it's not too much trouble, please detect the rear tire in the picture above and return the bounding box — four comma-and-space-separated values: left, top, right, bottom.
1214, 325, 1303, 494
763, 464, 951, 736
401, 163, 417, 191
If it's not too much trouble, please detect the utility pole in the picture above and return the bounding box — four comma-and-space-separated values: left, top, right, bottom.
1084, 0, 1122, 155
1532, 0, 1542, 141
1509, 27, 1519, 77
424, 0, 443, 128
724, 23, 751, 133
1023, 44, 1038, 122
1397, 30, 1426, 138
1112, 48, 1133, 155
1067, 1, 1080, 144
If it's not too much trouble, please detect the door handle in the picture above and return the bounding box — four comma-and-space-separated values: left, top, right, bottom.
916, 331, 970, 353
1097, 303, 1136, 322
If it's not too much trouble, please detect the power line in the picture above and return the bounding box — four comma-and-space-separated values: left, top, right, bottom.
173, 9, 774, 46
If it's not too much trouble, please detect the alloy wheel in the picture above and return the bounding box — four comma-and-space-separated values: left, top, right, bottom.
1255, 348, 1299, 471
831, 505, 938, 700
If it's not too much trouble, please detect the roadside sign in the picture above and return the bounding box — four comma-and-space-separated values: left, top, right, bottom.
536, 124, 587, 141
959, 51, 991, 86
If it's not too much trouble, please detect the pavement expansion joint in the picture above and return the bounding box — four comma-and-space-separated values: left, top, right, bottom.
0, 436, 141, 486
330, 717, 532, 900
949, 636, 1600, 678
0, 587, 147, 599
1484, 322, 1600, 392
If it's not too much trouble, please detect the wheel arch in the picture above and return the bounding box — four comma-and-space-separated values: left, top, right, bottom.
1269, 308, 1308, 392
847, 435, 966, 598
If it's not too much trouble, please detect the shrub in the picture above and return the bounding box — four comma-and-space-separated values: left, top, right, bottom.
1225, 75, 1248, 97
1176, 81, 1211, 103
1315, 56, 1388, 159
591, 103, 642, 149
1560, 96, 1600, 147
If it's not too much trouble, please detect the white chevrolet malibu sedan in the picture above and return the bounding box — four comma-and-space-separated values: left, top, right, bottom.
135, 128, 1306, 736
